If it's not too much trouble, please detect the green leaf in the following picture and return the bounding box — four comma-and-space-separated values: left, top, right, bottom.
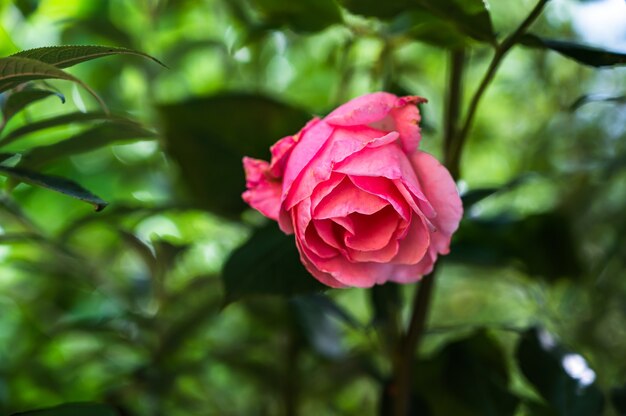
388, 10, 473, 49
249, 0, 342, 32
291, 294, 347, 358
1, 88, 65, 128
222, 223, 326, 302
0, 111, 115, 146
611, 384, 626, 415
405, 330, 518, 416
520, 34, 626, 67
19, 120, 156, 168
569, 94, 626, 111
449, 213, 582, 281
0, 57, 105, 108
158, 93, 311, 218
516, 328, 605, 416
0, 165, 108, 211
12, 45, 165, 69
11, 402, 118, 416
340, 0, 495, 44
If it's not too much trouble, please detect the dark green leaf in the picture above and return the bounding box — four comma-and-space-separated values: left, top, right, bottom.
291, 294, 347, 358
19, 120, 156, 168
249, 0, 342, 32
516, 328, 605, 416
0, 111, 116, 146
521, 34, 626, 67
15, 0, 40, 17
158, 93, 311, 217
612, 384, 626, 415
569, 94, 626, 111
0, 165, 107, 211
12, 45, 166, 69
340, 0, 495, 44
222, 223, 326, 302
1, 88, 65, 127
408, 330, 518, 416
0, 57, 104, 109
388, 10, 472, 49
449, 213, 582, 281
11, 402, 118, 416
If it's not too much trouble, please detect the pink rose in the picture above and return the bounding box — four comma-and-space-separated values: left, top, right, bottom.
242, 92, 463, 288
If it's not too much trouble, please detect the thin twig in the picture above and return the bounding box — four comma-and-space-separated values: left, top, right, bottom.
448, 0, 550, 180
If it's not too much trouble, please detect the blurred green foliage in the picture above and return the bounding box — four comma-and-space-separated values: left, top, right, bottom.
1, 0, 626, 415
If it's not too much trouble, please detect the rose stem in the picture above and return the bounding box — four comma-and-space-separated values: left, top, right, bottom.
448, 0, 550, 180
391, 43, 466, 415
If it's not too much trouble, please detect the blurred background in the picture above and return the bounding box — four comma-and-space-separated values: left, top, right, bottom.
0, 0, 625, 414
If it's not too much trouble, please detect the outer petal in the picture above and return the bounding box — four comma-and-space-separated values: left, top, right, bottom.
325, 92, 398, 127
242, 157, 282, 220
410, 151, 463, 241
389, 96, 426, 153
282, 118, 333, 205
269, 135, 297, 177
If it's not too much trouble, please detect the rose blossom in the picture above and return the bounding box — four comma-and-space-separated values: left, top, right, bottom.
242, 92, 462, 288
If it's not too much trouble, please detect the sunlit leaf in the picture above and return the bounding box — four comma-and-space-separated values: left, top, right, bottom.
222, 223, 326, 302
158, 93, 311, 217
19, 120, 157, 168
521, 34, 626, 67
0, 111, 117, 146
12, 45, 166, 69
516, 328, 605, 416
0, 165, 108, 211
0, 57, 105, 109
11, 402, 118, 416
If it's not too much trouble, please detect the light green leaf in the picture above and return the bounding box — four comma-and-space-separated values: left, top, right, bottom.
19, 120, 157, 168
0, 111, 115, 146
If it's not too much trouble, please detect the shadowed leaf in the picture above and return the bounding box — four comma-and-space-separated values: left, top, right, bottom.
521, 34, 626, 67
0, 165, 108, 211
11, 402, 118, 416
222, 223, 326, 302
516, 328, 605, 416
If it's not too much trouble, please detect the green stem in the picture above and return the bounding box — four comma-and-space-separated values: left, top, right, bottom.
444, 49, 466, 175
448, 0, 549, 180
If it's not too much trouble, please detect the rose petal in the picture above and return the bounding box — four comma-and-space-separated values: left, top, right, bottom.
242, 157, 282, 220
350, 176, 411, 221
295, 237, 346, 288
314, 177, 388, 219
390, 98, 423, 153
410, 151, 463, 239
325, 92, 398, 127
269, 134, 297, 177
282, 118, 333, 204
392, 216, 430, 265
305, 225, 340, 259
389, 247, 437, 284
284, 126, 399, 210
347, 239, 399, 263
334, 143, 435, 218
344, 207, 399, 251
